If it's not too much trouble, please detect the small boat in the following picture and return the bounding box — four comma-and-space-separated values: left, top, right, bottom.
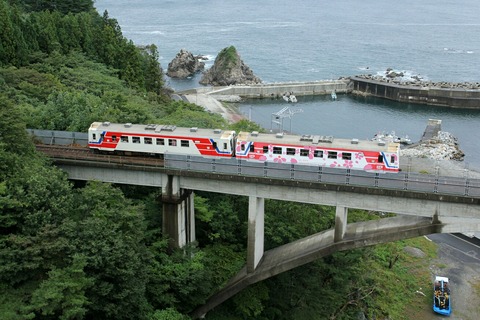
331, 90, 337, 100
372, 131, 412, 145
289, 95, 297, 103
433, 276, 451, 316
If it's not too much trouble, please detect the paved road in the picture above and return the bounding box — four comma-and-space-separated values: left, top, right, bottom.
424, 233, 480, 319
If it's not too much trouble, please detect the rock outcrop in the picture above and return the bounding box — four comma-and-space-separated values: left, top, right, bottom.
400, 131, 464, 161
166, 49, 205, 79
199, 46, 261, 86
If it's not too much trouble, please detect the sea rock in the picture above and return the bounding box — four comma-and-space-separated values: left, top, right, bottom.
166, 49, 205, 79
400, 131, 464, 161
199, 46, 262, 86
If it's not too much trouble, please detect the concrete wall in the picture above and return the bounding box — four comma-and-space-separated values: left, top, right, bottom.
178, 80, 351, 98
350, 76, 480, 109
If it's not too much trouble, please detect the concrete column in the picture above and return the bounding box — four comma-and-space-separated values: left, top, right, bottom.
162, 175, 196, 249
247, 196, 264, 273
334, 206, 348, 242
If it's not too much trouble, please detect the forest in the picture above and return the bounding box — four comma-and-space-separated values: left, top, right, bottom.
0, 1, 437, 319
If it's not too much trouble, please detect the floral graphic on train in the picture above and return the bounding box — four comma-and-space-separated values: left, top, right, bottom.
236, 141, 248, 154
343, 160, 354, 168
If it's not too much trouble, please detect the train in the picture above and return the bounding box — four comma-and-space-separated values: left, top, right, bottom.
88, 121, 400, 172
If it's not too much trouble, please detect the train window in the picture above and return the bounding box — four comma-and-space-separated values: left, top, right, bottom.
132, 136, 140, 144
378, 154, 384, 162
156, 138, 164, 145
144, 137, 152, 144
212, 141, 217, 149
169, 139, 177, 146
223, 142, 227, 150
92, 134, 96, 140
273, 146, 282, 154
263, 146, 268, 153
300, 149, 309, 156
121, 136, 129, 142
314, 150, 323, 158
342, 152, 352, 160
250, 144, 254, 152
112, 135, 117, 141
181, 140, 189, 147
100, 133, 105, 140
286, 148, 295, 155
241, 144, 245, 151
390, 155, 395, 163
328, 151, 337, 159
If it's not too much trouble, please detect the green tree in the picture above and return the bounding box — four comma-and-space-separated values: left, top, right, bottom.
70, 181, 152, 319
29, 254, 93, 319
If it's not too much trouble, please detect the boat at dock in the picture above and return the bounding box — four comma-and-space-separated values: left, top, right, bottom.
433, 276, 451, 316
331, 90, 337, 100
372, 131, 412, 145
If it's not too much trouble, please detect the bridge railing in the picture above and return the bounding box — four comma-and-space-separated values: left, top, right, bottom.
165, 154, 480, 198
28, 129, 88, 146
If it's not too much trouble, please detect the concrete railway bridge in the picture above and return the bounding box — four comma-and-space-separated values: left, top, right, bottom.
32, 130, 480, 318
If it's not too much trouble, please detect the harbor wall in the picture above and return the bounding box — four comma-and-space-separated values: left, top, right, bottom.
177, 77, 480, 109
178, 80, 350, 98
350, 76, 480, 109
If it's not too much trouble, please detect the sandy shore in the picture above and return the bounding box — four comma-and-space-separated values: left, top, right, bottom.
181, 93, 246, 123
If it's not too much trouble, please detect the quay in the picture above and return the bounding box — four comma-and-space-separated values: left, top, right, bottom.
175, 77, 480, 121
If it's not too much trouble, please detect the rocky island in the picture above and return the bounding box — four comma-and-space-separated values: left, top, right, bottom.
199, 46, 262, 86
166, 49, 206, 78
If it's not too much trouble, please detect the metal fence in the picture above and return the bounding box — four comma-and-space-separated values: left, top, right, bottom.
165, 154, 480, 197
28, 129, 88, 146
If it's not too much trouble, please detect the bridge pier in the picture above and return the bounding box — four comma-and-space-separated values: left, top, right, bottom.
334, 206, 348, 242
247, 196, 265, 272
162, 175, 196, 249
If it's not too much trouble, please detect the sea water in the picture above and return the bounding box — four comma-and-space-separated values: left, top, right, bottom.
95, 0, 480, 170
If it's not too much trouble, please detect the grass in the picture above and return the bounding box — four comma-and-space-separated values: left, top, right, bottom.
366, 236, 438, 319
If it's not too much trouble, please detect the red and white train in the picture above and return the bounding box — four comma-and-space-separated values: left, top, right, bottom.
88, 121, 400, 172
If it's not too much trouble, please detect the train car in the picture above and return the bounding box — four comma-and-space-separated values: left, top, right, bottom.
235, 131, 400, 172
88, 122, 236, 157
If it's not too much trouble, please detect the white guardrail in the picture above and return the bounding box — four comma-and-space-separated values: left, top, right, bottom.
164, 154, 480, 198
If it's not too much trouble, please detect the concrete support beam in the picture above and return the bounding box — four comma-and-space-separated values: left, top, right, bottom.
162, 175, 195, 249
334, 206, 348, 242
247, 196, 265, 273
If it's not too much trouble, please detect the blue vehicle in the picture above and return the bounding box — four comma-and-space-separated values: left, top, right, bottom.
433, 276, 451, 316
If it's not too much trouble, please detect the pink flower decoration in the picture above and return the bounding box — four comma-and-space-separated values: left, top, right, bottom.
343, 160, 353, 168
355, 152, 364, 160
330, 161, 338, 168
290, 158, 298, 164
273, 156, 286, 163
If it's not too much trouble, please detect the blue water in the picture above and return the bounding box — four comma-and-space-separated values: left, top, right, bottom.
95, 0, 480, 170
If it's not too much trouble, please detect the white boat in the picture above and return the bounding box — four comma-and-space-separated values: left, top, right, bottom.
372, 131, 412, 145
331, 91, 337, 100
289, 95, 297, 103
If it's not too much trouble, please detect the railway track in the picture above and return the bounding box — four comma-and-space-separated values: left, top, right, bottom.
35, 144, 165, 167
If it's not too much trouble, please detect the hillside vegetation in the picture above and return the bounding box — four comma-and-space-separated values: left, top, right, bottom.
0, 1, 436, 319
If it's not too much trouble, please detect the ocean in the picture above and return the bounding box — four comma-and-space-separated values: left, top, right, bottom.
95, 0, 480, 170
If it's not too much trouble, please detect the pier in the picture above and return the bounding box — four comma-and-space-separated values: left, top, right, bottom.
176, 77, 480, 115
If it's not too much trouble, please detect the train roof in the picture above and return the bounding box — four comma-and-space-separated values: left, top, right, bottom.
237, 131, 399, 153
89, 122, 235, 139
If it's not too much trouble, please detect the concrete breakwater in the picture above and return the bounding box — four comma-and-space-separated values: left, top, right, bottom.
177, 79, 350, 99
350, 76, 480, 109
177, 76, 480, 109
